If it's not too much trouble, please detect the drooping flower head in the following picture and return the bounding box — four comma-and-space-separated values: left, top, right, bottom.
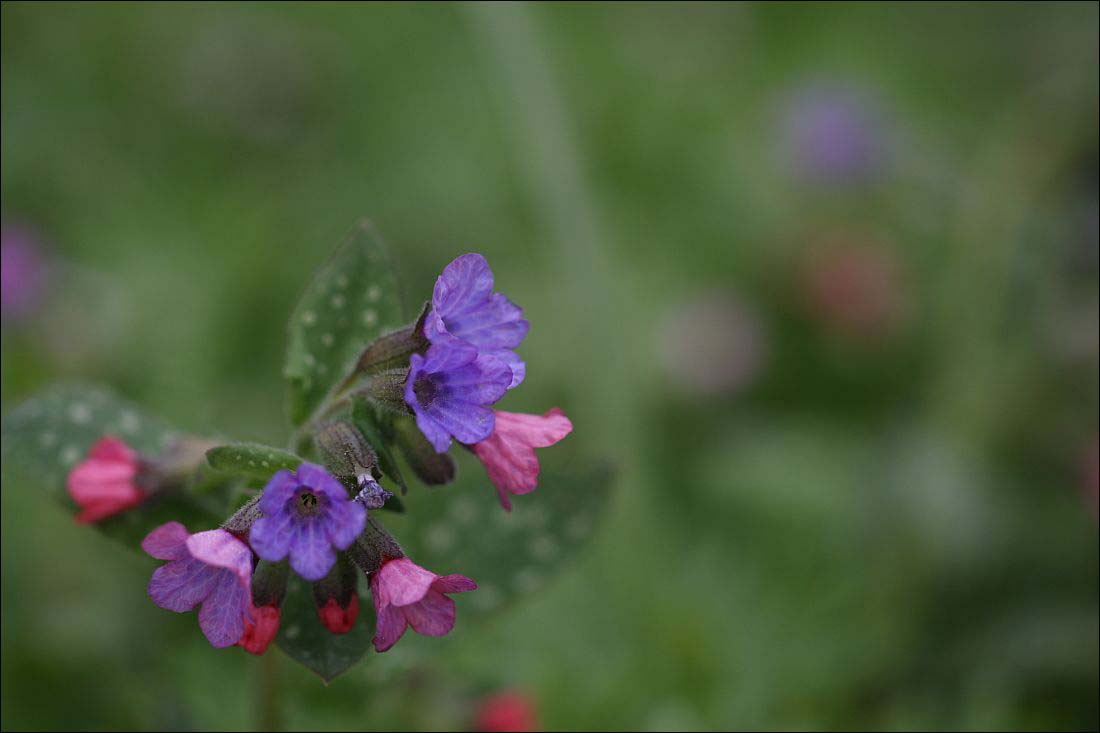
472, 409, 573, 511
370, 556, 476, 652
249, 463, 366, 582
142, 522, 253, 648
66, 436, 145, 524
425, 253, 529, 389
404, 334, 512, 454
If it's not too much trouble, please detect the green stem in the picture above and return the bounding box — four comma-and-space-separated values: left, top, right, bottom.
256, 649, 283, 731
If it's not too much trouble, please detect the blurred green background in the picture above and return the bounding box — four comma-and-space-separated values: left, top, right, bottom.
2, 2, 1098, 730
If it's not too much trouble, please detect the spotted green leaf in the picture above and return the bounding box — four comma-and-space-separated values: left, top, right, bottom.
206, 442, 302, 480
276, 573, 374, 684
285, 219, 405, 428
0, 383, 225, 547
378, 458, 612, 622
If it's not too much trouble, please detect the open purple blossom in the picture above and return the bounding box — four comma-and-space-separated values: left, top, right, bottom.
249, 463, 366, 582
404, 333, 512, 453
424, 253, 529, 389
142, 522, 253, 648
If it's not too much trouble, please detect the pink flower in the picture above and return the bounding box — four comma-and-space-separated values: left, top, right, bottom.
238, 604, 281, 655
475, 691, 540, 732
369, 557, 476, 652
66, 436, 145, 524
142, 522, 253, 648
472, 409, 573, 510
317, 594, 360, 634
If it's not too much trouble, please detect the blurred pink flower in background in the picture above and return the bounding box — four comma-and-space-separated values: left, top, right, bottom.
656, 290, 769, 399
802, 237, 908, 341
1, 223, 49, 322
475, 690, 539, 733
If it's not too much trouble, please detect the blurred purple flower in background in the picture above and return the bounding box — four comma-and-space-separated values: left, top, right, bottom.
783, 82, 889, 185
656, 291, 769, 398
1, 224, 49, 322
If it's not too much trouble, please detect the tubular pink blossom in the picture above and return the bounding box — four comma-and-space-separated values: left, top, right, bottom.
66, 436, 144, 524
369, 557, 476, 652
472, 409, 573, 510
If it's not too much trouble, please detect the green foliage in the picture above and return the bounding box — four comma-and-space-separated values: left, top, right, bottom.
206, 442, 302, 479
276, 573, 374, 684
284, 220, 405, 428
380, 462, 612, 623
0, 384, 225, 547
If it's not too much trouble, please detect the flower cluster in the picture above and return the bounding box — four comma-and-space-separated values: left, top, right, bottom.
65, 250, 571, 658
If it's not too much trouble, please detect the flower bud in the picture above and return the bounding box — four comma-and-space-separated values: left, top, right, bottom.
239, 559, 288, 654
355, 302, 431, 374
346, 516, 403, 576
360, 369, 414, 416
221, 495, 262, 535
394, 416, 455, 486
316, 421, 377, 479
312, 555, 359, 634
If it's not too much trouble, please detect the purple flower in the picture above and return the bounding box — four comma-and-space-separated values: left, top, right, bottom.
1, 224, 49, 321
249, 463, 366, 582
142, 522, 253, 648
425, 253, 528, 389
404, 334, 512, 453
783, 83, 888, 184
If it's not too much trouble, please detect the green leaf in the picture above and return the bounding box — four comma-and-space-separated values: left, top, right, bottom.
351, 396, 408, 494
0, 383, 225, 547
378, 459, 612, 623
285, 219, 406, 428
206, 442, 302, 480
275, 573, 373, 684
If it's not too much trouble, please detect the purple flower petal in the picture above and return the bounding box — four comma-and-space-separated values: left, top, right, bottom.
197, 572, 252, 648
257, 470, 299, 515
141, 521, 190, 561
432, 253, 494, 317
323, 499, 366, 550
372, 602, 408, 653
248, 510, 295, 563
403, 590, 456, 636
288, 519, 336, 581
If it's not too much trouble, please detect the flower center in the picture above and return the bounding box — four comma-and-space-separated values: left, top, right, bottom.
296, 489, 321, 516
414, 375, 439, 407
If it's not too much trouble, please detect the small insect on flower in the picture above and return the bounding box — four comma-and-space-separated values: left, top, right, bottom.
66, 436, 145, 524
370, 556, 476, 652
142, 522, 253, 648
424, 252, 529, 388
249, 463, 366, 582
472, 409, 573, 511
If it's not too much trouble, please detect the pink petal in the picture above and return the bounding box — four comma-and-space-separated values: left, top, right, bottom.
403, 590, 456, 637
186, 530, 253, 585
376, 557, 437, 607
87, 435, 138, 464
141, 521, 190, 561
372, 602, 408, 653
433, 574, 477, 594
473, 409, 573, 498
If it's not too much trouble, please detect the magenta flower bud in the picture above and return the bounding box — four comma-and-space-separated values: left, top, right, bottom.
239, 604, 281, 656
142, 522, 254, 649
312, 555, 360, 635
471, 409, 573, 511
475, 691, 540, 733
66, 436, 145, 524
369, 556, 476, 652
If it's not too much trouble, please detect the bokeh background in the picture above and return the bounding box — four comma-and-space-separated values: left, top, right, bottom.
2, 2, 1098, 730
